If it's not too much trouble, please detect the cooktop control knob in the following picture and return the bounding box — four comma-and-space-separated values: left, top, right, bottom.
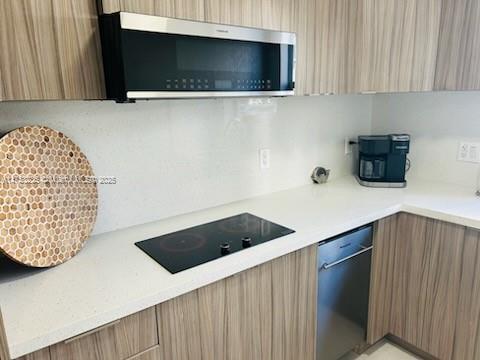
242, 237, 252, 248
220, 243, 231, 255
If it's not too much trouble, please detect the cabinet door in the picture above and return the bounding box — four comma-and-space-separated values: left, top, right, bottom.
271, 245, 317, 360
368, 213, 466, 359
0, 0, 105, 101
50, 307, 157, 360
434, 0, 480, 90
310, 0, 362, 95
360, 0, 441, 93
452, 228, 480, 360
390, 214, 465, 359
367, 215, 398, 344
156, 245, 317, 360
101, 0, 205, 20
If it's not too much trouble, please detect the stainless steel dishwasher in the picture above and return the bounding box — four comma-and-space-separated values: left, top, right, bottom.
316, 225, 373, 360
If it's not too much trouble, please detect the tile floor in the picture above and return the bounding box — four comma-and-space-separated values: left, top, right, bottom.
341, 340, 423, 359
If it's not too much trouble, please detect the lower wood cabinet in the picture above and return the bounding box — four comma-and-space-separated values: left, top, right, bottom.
49, 307, 157, 360
125, 346, 161, 360
451, 228, 480, 360
12, 244, 316, 360
156, 244, 318, 360
1, 310, 10, 360
368, 212, 480, 360
14, 349, 50, 360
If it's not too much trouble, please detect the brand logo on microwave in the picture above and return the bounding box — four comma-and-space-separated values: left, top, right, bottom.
216, 29, 229, 33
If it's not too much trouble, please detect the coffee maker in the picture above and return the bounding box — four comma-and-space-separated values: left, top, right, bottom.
356, 134, 410, 188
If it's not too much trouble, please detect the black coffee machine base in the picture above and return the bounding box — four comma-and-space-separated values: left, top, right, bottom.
355, 175, 407, 188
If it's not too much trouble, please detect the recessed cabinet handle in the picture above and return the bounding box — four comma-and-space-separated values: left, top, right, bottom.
321, 246, 373, 270
64, 320, 121, 344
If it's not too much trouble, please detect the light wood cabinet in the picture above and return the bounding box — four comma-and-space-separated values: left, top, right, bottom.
452, 228, 480, 360
204, 0, 261, 28
125, 346, 161, 360
367, 215, 398, 344
309, 0, 363, 94
368, 213, 478, 360
0, 309, 10, 360
360, 0, 441, 93
15, 349, 50, 360
156, 244, 317, 360
100, 0, 205, 20
0, 0, 105, 101
434, 0, 480, 90
389, 214, 464, 359
204, 0, 295, 31
50, 307, 157, 360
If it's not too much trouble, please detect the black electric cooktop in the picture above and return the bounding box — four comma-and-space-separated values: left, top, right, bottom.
135, 213, 295, 274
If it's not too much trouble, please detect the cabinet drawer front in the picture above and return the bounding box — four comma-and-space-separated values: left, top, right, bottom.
50, 307, 157, 360
125, 346, 161, 360
14, 348, 51, 360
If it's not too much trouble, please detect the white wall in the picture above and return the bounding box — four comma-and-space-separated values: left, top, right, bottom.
0, 95, 372, 235
372, 92, 480, 190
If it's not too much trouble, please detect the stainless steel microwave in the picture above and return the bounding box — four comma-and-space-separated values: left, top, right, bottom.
99, 12, 296, 102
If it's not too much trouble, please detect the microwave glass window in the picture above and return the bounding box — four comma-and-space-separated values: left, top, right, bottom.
176, 37, 265, 74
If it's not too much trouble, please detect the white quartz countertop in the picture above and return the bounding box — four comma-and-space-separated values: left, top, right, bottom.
1, 176, 479, 358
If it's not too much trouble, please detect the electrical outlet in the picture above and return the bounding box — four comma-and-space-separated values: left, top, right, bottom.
458, 142, 480, 163
458, 142, 469, 161
344, 137, 353, 155
470, 143, 480, 162
259, 148, 271, 169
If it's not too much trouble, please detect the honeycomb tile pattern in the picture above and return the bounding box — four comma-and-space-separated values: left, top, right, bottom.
0, 126, 97, 267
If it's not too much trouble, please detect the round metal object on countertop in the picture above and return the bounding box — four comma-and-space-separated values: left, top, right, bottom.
0, 126, 98, 267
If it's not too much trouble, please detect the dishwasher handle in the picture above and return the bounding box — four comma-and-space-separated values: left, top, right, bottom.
320, 246, 373, 270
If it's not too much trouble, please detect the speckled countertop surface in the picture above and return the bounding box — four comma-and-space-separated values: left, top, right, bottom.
1, 176, 479, 358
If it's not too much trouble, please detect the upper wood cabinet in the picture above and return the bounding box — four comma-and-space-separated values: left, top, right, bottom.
101, 0, 205, 20
2, 0, 478, 100
309, 0, 363, 94
0, 0, 105, 101
360, 0, 441, 93
204, 0, 262, 28
434, 0, 480, 90
204, 0, 296, 31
